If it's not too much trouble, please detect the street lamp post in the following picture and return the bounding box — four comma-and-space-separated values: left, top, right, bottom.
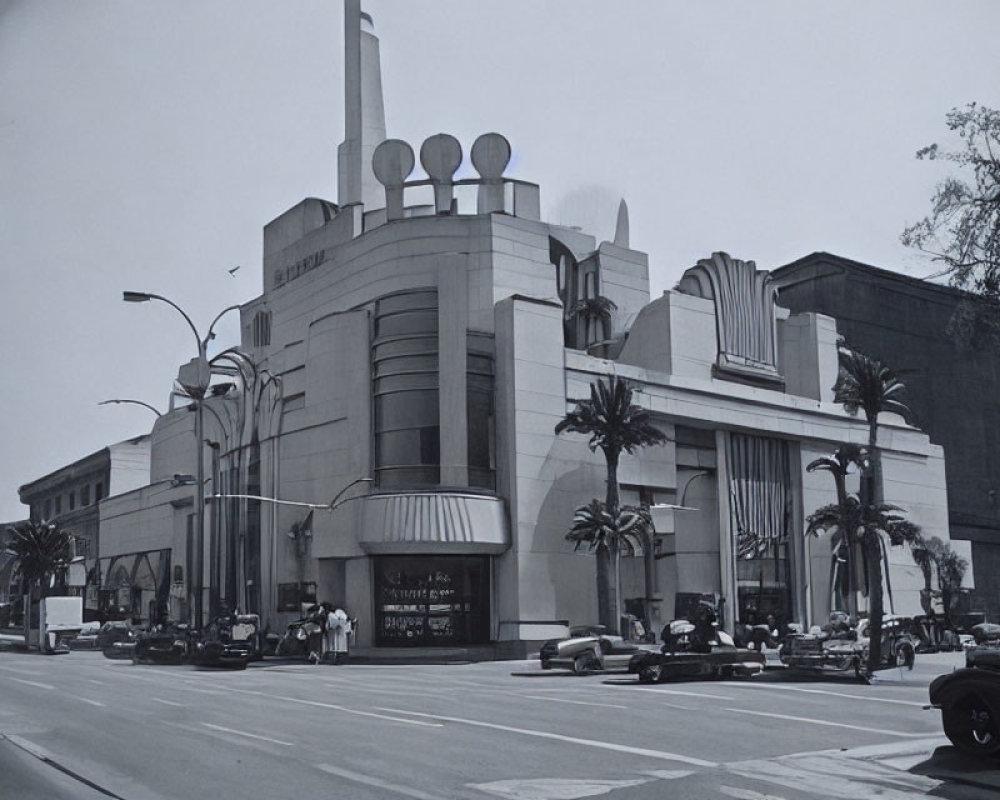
123, 291, 240, 628
98, 399, 164, 417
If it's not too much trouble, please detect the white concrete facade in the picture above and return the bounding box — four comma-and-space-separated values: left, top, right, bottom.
88, 9, 960, 654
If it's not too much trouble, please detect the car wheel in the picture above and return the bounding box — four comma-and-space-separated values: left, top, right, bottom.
942, 692, 1000, 757
573, 653, 597, 674
540, 660, 552, 670
638, 664, 663, 684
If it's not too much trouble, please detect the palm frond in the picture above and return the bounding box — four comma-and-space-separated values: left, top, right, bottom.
4, 521, 73, 585
555, 375, 668, 456
566, 499, 652, 555
833, 346, 910, 425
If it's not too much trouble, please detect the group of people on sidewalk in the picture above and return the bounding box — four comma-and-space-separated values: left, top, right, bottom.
304, 602, 354, 664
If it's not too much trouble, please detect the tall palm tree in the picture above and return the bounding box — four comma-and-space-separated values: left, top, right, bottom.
910, 534, 970, 633
833, 347, 908, 506
4, 521, 73, 645
909, 534, 937, 616
556, 376, 668, 630
566, 500, 652, 631
832, 346, 910, 672
807, 444, 865, 618
936, 546, 969, 631
807, 497, 921, 671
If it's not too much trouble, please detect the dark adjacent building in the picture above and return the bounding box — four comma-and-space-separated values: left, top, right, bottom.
774, 251, 999, 620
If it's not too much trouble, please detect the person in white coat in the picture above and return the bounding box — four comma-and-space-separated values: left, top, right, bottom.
323, 606, 353, 664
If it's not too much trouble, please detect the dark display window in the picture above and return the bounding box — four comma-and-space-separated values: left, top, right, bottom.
372, 290, 440, 490
374, 556, 489, 647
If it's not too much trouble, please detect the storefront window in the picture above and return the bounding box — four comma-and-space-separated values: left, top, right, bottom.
374, 556, 489, 646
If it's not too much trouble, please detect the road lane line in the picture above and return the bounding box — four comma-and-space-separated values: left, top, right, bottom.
200, 723, 294, 746
374, 707, 718, 767
0, 665, 44, 676
316, 764, 442, 800
521, 694, 628, 710
220, 687, 444, 727
74, 697, 105, 707
717, 682, 927, 707
152, 698, 184, 707
9, 677, 55, 690
724, 708, 939, 738
612, 685, 733, 700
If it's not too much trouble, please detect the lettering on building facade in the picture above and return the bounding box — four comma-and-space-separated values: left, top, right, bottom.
273, 249, 327, 289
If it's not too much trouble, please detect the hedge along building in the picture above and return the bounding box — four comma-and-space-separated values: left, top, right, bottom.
98, 3, 961, 654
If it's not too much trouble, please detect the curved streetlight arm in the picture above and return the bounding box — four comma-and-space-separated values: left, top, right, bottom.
207, 478, 374, 511
204, 305, 243, 350
328, 477, 374, 509
98, 398, 163, 417
123, 291, 203, 356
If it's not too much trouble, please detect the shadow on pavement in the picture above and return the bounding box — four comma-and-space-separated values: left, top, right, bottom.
910, 745, 1000, 796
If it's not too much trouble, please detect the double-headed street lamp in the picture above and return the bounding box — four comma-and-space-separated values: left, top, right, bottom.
123, 291, 241, 628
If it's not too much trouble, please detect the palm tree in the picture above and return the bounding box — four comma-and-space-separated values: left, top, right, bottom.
807, 444, 865, 618
912, 535, 970, 631
4, 521, 73, 645
807, 497, 921, 671
832, 347, 908, 506
556, 376, 668, 630
936, 545, 969, 631
567, 500, 652, 631
831, 346, 910, 672
909, 534, 937, 616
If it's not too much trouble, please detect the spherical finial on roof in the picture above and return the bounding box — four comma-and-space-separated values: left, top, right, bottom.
420, 133, 462, 182
372, 139, 415, 186
471, 133, 511, 180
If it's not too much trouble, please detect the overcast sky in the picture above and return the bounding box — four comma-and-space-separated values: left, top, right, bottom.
1, 1, 998, 521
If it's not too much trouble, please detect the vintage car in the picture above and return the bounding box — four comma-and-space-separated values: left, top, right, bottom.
99, 621, 140, 659
628, 609, 765, 683
132, 623, 193, 665
929, 623, 1000, 757
539, 625, 653, 673
188, 613, 260, 669
779, 614, 918, 678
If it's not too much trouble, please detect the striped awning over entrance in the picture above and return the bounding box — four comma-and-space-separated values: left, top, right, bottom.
359, 492, 509, 555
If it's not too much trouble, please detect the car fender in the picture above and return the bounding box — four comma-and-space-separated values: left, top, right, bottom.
930, 669, 1000, 709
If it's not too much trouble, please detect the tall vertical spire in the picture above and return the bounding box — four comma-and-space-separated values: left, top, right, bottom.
337, 0, 387, 209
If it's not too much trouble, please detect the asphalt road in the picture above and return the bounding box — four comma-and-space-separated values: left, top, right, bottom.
0, 649, 994, 800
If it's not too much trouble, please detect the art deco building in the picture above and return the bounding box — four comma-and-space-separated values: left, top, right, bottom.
84, 4, 968, 655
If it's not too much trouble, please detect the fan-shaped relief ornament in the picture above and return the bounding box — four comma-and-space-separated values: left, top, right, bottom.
676, 252, 782, 381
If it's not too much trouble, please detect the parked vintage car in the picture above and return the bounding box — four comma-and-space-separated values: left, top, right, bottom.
929, 623, 1000, 757
539, 625, 653, 673
132, 623, 193, 665
99, 621, 140, 659
779, 614, 918, 678
628, 606, 764, 683
188, 613, 260, 669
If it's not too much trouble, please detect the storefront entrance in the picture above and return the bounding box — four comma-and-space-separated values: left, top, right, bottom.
374, 555, 489, 646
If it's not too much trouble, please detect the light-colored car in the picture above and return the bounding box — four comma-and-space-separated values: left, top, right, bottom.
539, 625, 655, 673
